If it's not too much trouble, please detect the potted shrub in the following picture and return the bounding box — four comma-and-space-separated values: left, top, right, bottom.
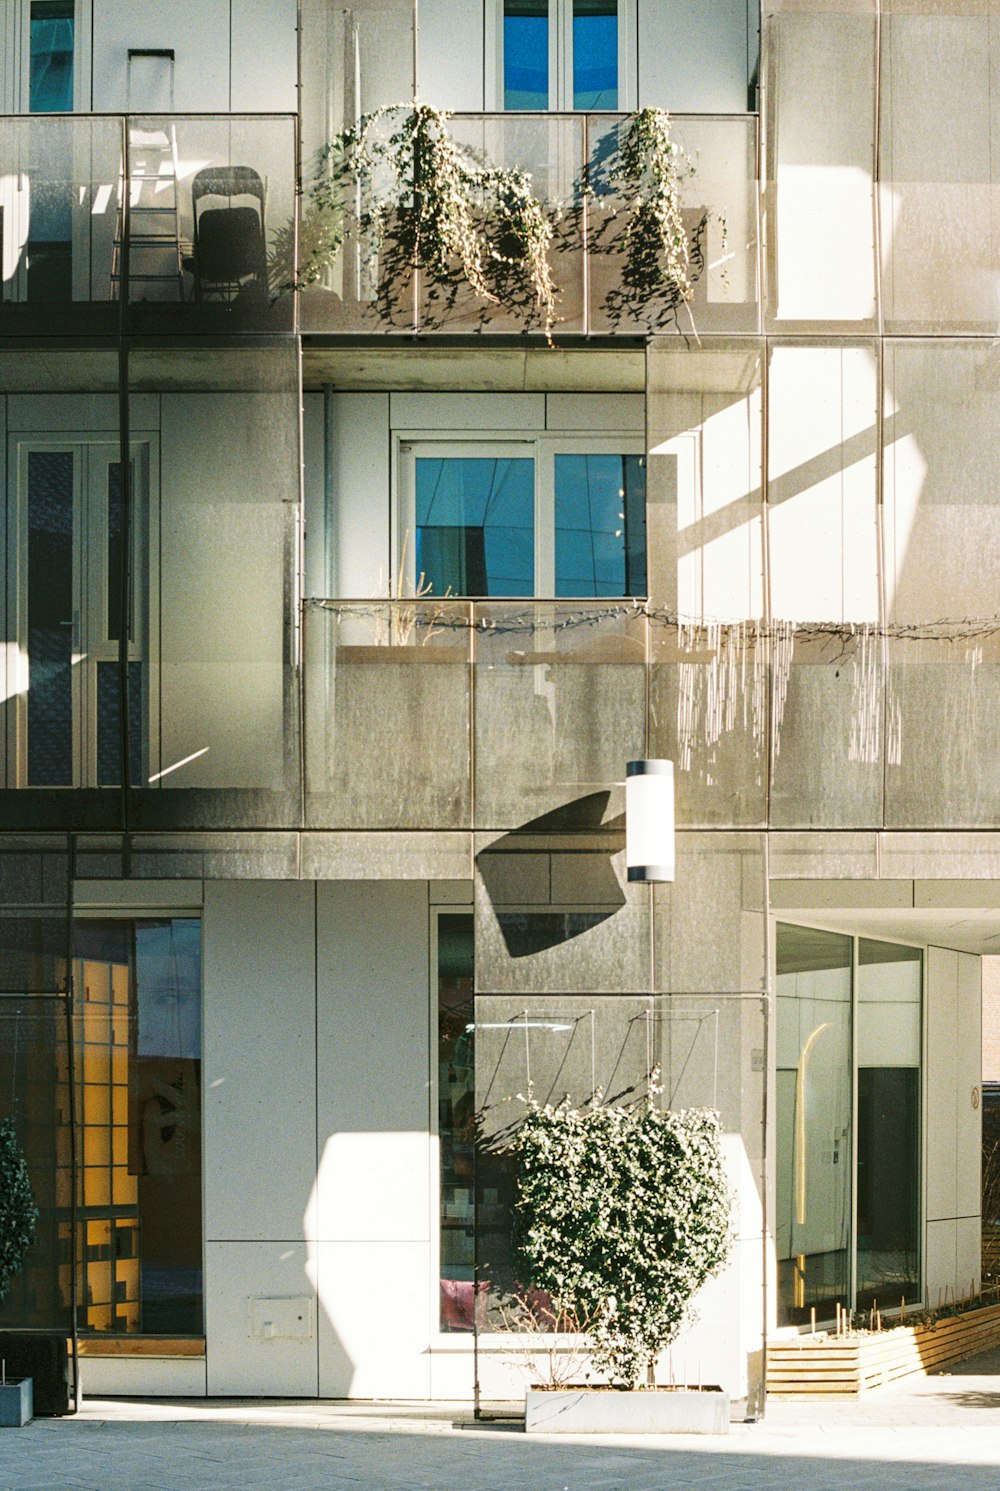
0, 1117, 38, 1427
505, 1082, 733, 1433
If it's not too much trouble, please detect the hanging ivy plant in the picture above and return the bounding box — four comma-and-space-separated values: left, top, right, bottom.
591, 107, 720, 330
300, 104, 557, 337
506, 1086, 733, 1389
0, 1117, 38, 1305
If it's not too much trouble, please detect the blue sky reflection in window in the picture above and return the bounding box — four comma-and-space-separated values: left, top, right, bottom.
555, 453, 645, 596
573, 0, 618, 109
504, 0, 549, 110
415, 456, 535, 596
30, 0, 75, 112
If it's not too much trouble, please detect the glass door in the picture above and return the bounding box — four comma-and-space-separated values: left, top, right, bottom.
13, 440, 149, 787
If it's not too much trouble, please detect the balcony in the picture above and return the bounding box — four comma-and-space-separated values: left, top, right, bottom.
298, 110, 758, 338
0, 114, 296, 336
302, 599, 646, 832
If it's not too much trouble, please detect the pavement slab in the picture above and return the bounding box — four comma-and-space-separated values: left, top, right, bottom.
3, 1348, 1000, 1490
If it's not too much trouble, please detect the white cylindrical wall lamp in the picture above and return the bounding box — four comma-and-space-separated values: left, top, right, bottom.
625, 759, 675, 882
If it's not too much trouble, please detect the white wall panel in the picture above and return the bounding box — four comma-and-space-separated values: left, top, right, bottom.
313, 1241, 432, 1398
203, 881, 317, 1242
314, 883, 431, 1396
205, 1242, 318, 1396
956, 1215, 981, 1302
545, 393, 645, 432
418, 0, 484, 111
638, 0, 747, 114
92, 0, 230, 111
926, 947, 959, 1222
230, 0, 297, 112
81, 1357, 206, 1399
303, 392, 326, 598
925, 1219, 958, 1308
390, 392, 545, 431
331, 393, 390, 597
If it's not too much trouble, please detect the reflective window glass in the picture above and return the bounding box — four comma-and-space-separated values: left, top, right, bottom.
856, 940, 921, 1310
30, 1, 75, 113
415, 456, 535, 597
73, 918, 202, 1335
504, 0, 549, 110
573, 0, 618, 109
437, 914, 475, 1331
555, 452, 646, 597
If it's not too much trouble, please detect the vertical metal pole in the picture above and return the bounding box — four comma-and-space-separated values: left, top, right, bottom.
64, 834, 79, 1412
117, 117, 133, 875
759, 834, 772, 1420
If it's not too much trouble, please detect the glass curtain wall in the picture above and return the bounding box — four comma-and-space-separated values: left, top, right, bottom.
776, 923, 922, 1325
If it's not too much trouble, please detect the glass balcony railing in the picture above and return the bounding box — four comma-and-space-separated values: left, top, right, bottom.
0, 114, 296, 334
298, 110, 759, 337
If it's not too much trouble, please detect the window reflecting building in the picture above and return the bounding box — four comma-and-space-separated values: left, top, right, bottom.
0, 0, 991, 1417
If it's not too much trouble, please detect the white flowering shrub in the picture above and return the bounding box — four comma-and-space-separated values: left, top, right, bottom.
508, 1092, 733, 1389
0, 1117, 38, 1304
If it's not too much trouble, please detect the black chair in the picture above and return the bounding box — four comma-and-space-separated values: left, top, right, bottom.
189, 166, 267, 304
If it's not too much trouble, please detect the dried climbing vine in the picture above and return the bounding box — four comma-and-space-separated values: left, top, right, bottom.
300, 103, 556, 336
593, 107, 723, 330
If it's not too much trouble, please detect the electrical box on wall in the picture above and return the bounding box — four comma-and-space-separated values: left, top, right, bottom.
248, 1296, 314, 1341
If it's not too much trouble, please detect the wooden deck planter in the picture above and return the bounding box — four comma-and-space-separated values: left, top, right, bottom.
767, 1301, 1000, 1398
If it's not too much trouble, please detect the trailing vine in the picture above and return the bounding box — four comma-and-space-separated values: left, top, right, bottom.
300, 104, 557, 337
592, 107, 723, 330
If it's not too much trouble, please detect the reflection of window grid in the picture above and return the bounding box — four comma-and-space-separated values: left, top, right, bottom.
78, 953, 140, 1332
491, 0, 636, 112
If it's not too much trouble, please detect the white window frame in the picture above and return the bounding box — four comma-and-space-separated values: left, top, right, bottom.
7, 433, 159, 788
395, 430, 646, 600
487, 0, 637, 113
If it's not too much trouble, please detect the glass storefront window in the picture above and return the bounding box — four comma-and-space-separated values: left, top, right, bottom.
776, 924, 853, 1326
856, 939, 921, 1310
437, 913, 476, 1331
776, 924, 922, 1325
73, 917, 202, 1334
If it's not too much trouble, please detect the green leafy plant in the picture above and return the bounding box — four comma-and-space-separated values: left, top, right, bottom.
506, 1085, 733, 1389
299, 104, 556, 336
0, 1117, 38, 1305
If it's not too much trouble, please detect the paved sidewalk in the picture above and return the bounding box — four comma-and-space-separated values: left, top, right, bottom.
6, 1350, 1000, 1490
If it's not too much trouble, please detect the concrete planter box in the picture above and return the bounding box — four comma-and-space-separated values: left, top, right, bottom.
767, 1301, 1000, 1398
0, 1378, 33, 1428
525, 1386, 729, 1434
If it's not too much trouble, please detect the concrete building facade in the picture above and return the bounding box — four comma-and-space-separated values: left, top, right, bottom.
0, 0, 993, 1416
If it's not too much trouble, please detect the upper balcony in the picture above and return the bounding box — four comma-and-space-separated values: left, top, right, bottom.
298, 0, 759, 339
297, 109, 759, 338
0, 113, 296, 337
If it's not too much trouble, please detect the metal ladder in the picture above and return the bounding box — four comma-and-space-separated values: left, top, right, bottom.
111, 123, 186, 303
